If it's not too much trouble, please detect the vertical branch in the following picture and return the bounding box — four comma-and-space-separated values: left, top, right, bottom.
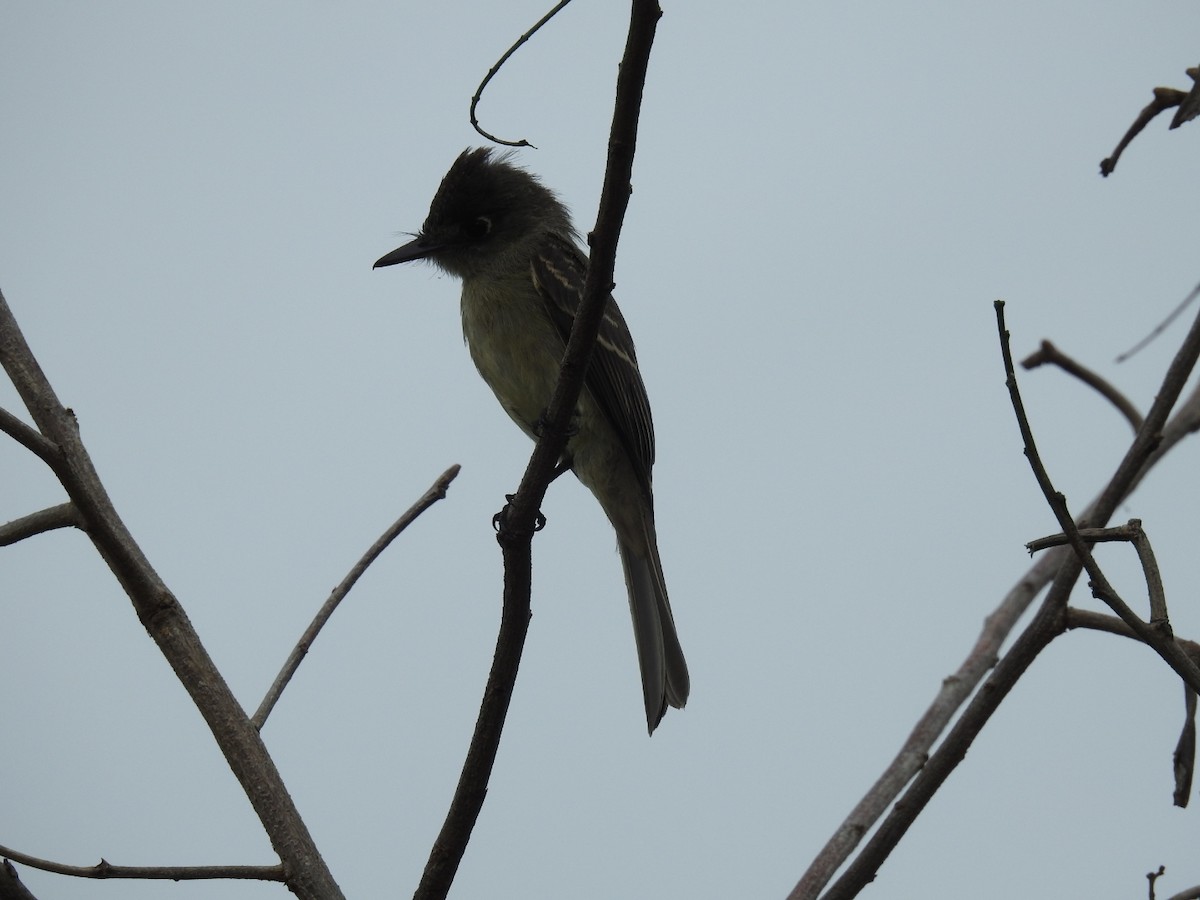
410, 3, 663, 899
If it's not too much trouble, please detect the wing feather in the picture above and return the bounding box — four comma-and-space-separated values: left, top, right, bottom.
530, 232, 656, 497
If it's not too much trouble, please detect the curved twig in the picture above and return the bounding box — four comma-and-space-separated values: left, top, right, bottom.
252, 464, 461, 730
1100, 86, 1187, 177
468, 0, 574, 147
0, 503, 83, 545
1022, 339, 1143, 432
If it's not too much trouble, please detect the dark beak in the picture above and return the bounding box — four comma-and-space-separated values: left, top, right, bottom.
373, 235, 439, 269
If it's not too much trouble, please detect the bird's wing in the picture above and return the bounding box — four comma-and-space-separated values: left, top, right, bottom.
530, 232, 655, 496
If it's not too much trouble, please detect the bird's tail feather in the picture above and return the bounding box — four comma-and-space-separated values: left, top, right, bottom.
619, 521, 689, 734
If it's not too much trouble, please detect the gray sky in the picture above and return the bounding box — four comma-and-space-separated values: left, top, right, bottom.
4, 2, 1200, 898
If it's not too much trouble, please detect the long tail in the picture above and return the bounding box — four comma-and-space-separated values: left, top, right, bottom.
619, 517, 689, 733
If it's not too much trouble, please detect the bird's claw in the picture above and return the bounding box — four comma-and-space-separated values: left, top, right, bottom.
493, 494, 547, 533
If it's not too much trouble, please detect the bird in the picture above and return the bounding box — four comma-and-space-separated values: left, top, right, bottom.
373, 147, 688, 733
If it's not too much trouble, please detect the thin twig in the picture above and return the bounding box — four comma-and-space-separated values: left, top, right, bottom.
1027, 519, 1167, 621
1022, 340, 1143, 432
0, 405, 60, 467
1151, 867, 1167, 900
1129, 522, 1168, 622
1117, 282, 1200, 364
412, 4, 662, 899
1026, 520, 1144, 553
0, 503, 82, 545
1065, 606, 1138, 638
1100, 86, 1188, 176
0, 844, 283, 882
252, 464, 461, 730
1175, 684, 1196, 807
468, 0, 574, 148
996, 301, 1200, 690
1064, 607, 1200, 656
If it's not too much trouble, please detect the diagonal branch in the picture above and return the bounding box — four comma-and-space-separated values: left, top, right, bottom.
0, 289, 344, 900
1022, 340, 1143, 432
796, 299, 1200, 899
1099, 67, 1194, 177
817, 566, 1076, 900
0, 406, 60, 466
252, 464, 461, 730
790, 544, 1065, 900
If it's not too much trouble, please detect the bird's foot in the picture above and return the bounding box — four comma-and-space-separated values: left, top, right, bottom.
493, 494, 547, 533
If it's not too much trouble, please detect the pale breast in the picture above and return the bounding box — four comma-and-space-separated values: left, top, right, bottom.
460, 277, 565, 439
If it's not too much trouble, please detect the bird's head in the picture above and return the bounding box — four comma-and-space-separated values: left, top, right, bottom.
374, 147, 574, 281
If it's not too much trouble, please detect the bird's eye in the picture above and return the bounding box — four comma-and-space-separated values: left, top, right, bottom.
463, 216, 492, 239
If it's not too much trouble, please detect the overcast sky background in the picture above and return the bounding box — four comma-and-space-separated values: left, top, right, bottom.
4, 2, 1200, 898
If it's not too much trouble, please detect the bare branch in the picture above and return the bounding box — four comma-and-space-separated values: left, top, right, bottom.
1151, 867, 1167, 900
1065, 606, 1139, 639
1027, 520, 1145, 553
817, 566, 1074, 900
252, 464, 462, 730
0, 289, 344, 900
1169, 66, 1200, 128
0, 844, 283, 882
1116, 282, 1200, 364
1101, 86, 1188, 176
1022, 340, 1143, 432
468, 0, 574, 148
0, 503, 82, 545
413, 4, 662, 898
1028, 520, 1167, 621
799, 299, 1200, 899
1175, 685, 1196, 808
1100, 63, 1200, 174
0, 406, 59, 467
996, 301, 1200, 690
791, 542, 1069, 899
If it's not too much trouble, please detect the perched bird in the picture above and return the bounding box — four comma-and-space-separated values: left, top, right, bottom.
374, 148, 688, 733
